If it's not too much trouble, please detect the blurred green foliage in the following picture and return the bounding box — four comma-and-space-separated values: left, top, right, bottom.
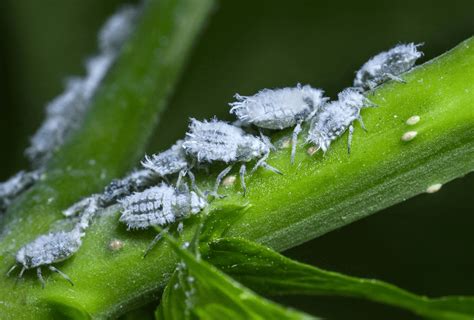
1, 0, 473, 318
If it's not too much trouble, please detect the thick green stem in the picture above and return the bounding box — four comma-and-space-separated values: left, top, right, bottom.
0, 0, 215, 318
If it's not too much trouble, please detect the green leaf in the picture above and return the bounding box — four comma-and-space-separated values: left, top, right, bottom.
206, 237, 474, 320
157, 234, 316, 320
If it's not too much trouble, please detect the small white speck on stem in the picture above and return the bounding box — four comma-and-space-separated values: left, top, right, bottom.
307, 146, 319, 156
108, 239, 124, 251
426, 183, 442, 193
406, 115, 420, 126
222, 175, 237, 187
401, 131, 417, 142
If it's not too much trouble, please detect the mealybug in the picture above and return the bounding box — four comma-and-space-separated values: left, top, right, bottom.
230, 84, 328, 163
182, 118, 282, 196
25, 4, 140, 165
100, 169, 158, 206
307, 88, 375, 154
119, 183, 207, 256
141, 140, 189, 178
354, 43, 423, 90
7, 196, 99, 287
99, 5, 139, 53
0, 171, 40, 212
7, 228, 83, 287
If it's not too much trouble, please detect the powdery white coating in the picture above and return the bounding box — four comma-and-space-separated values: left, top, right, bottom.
15, 228, 84, 269
0, 170, 40, 211
100, 169, 157, 206
99, 5, 139, 53
229, 84, 327, 129
25, 4, 139, 165
401, 131, 417, 142
183, 118, 270, 164
119, 183, 207, 230
141, 140, 189, 177
25, 79, 86, 164
354, 43, 423, 90
307, 88, 373, 153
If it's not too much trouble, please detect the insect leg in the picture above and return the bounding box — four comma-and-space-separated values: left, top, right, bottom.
357, 116, 367, 132
348, 124, 354, 154
291, 120, 303, 164
37, 267, 45, 289
176, 169, 187, 189
261, 162, 283, 175
177, 222, 184, 234
252, 153, 283, 175
143, 227, 169, 258
251, 153, 269, 174
48, 266, 74, 286
239, 164, 247, 197
385, 73, 406, 83
187, 171, 205, 199
212, 165, 233, 198
6, 264, 17, 277
18, 266, 26, 278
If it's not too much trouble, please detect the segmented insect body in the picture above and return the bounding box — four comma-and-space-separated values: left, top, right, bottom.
0, 171, 40, 212
307, 88, 375, 153
230, 84, 328, 162
354, 43, 423, 90
182, 119, 281, 195
119, 183, 206, 230
7, 196, 99, 287
100, 169, 157, 206
141, 140, 189, 177
9, 229, 82, 287
119, 183, 207, 256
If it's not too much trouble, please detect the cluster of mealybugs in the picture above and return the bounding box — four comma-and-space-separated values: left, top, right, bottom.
2, 40, 423, 286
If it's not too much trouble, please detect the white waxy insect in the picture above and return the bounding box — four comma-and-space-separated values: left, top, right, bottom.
7, 229, 82, 287
98, 5, 139, 53
0, 171, 40, 212
141, 140, 189, 178
119, 183, 207, 256
229, 84, 328, 163
182, 118, 282, 196
354, 43, 423, 90
8, 196, 99, 287
99, 169, 158, 206
25, 4, 140, 166
307, 88, 376, 154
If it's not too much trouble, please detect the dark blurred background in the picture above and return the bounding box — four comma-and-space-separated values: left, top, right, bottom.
1, 1, 473, 319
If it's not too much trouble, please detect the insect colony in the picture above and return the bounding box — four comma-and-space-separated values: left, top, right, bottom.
0, 6, 423, 286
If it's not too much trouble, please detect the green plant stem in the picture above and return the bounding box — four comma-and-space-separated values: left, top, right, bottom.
0, 0, 215, 318
0, 33, 472, 320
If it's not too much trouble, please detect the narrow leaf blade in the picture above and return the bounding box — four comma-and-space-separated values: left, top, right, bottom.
206, 238, 474, 320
